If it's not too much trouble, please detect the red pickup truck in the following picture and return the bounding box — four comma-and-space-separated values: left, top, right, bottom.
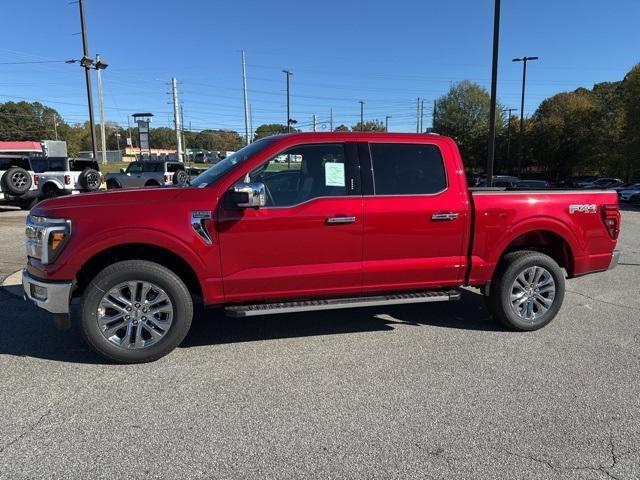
22, 133, 620, 363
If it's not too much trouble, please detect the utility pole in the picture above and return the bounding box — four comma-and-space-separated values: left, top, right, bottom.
433, 99, 437, 130
283, 69, 293, 132
52, 114, 58, 140
171, 77, 183, 162
241, 50, 250, 145
77, 0, 97, 160
420, 99, 425, 133
359, 101, 365, 131
312, 114, 317, 132
180, 105, 186, 161
249, 104, 253, 142
513, 55, 539, 175
96, 53, 107, 164
329, 108, 333, 131
127, 116, 134, 149
385, 115, 392, 132
486, 0, 501, 186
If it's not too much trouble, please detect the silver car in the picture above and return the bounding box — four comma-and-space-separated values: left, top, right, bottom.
105, 161, 188, 189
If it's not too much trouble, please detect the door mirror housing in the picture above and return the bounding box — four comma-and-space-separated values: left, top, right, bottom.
120, 168, 126, 173
231, 182, 266, 208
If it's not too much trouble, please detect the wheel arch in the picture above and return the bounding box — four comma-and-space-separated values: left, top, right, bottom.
74, 243, 203, 301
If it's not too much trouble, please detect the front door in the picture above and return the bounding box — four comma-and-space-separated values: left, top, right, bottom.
217, 142, 363, 303
361, 141, 468, 291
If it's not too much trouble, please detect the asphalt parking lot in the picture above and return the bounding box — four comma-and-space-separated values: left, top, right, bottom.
0, 207, 638, 479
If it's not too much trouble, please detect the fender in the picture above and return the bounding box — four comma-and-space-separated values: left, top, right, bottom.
40, 178, 66, 191
469, 215, 579, 285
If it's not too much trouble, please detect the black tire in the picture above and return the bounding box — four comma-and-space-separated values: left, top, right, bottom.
78, 168, 101, 191
1, 167, 32, 195
40, 183, 61, 200
173, 169, 188, 185
106, 179, 121, 190
18, 197, 38, 210
485, 250, 565, 331
79, 260, 194, 363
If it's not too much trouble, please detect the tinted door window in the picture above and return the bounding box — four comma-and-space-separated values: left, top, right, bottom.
47, 158, 67, 172
369, 143, 446, 195
249, 143, 347, 207
126, 163, 143, 174
29, 158, 48, 173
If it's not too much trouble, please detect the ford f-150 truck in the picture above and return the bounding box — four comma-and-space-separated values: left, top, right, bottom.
22, 133, 621, 363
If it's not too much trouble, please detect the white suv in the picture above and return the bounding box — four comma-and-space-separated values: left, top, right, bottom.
34, 157, 102, 200
0, 155, 39, 210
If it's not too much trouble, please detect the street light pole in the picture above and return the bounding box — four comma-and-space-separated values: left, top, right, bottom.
385, 115, 392, 132
486, 0, 501, 187
513, 56, 539, 175
78, 0, 98, 160
359, 101, 365, 131
282, 69, 293, 133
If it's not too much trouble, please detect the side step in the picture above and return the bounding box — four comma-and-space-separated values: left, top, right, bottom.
224, 290, 461, 318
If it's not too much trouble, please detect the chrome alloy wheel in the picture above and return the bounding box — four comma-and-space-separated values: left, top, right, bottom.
510, 266, 556, 321
97, 281, 174, 349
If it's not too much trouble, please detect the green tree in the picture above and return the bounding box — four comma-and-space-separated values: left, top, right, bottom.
433, 81, 505, 170
193, 129, 244, 151
622, 63, 640, 180
253, 123, 293, 140
351, 120, 385, 132
334, 124, 350, 132
0, 101, 63, 141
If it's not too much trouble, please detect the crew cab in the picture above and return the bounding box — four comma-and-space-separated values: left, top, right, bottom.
22, 133, 621, 363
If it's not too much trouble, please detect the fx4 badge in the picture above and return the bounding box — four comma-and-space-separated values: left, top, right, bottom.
569, 204, 596, 214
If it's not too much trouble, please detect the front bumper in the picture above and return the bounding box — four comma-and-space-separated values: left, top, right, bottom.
22, 269, 73, 314
608, 250, 620, 270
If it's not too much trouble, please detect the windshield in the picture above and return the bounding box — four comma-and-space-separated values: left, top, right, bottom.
190, 138, 276, 187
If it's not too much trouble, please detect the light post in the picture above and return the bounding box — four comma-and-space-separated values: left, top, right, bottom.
385, 115, 392, 132
486, 0, 501, 187
513, 56, 539, 175
359, 101, 365, 131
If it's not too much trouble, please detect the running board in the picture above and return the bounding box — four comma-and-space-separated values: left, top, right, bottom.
224, 290, 461, 318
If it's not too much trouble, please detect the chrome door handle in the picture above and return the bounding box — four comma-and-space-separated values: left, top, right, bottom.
431, 212, 459, 221
327, 216, 356, 224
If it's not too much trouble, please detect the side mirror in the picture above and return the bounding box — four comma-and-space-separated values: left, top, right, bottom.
120, 168, 126, 173
231, 182, 266, 208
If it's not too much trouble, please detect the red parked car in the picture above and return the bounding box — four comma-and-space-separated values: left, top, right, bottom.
22, 133, 621, 363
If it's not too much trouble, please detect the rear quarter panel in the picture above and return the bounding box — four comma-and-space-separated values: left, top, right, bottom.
469, 190, 619, 285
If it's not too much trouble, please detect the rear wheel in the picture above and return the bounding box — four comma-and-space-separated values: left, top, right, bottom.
41, 183, 61, 200
79, 260, 193, 363
78, 168, 101, 191
485, 251, 565, 331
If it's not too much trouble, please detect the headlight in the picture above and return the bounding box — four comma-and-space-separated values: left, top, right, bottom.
25, 215, 72, 265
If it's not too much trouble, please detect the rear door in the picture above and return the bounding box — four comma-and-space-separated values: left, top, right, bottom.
217, 142, 363, 302
361, 141, 467, 291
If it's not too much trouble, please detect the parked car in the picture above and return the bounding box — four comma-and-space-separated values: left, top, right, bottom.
578, 177, 624, 189
477, 175, 521, 188
22, 132, 620, 363
559, 176, 597, 188
104, 160, 189, 189
514, 179, 551, 190
0, 155, 39, 210
35, 157, 102, 200
628, 192, 640, 204
616, 183, 640, 202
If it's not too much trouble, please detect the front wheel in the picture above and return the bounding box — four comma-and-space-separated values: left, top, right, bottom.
485, 251, 565, 331
79, 260, 193, 363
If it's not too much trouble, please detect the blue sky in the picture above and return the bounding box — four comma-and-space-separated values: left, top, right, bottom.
1, 0, 639, 135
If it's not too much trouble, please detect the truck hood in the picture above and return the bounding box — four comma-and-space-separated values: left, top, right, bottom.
33, 187, 185, 215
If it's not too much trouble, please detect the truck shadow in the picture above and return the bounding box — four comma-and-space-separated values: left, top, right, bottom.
0, 288, 500, 364
181, 288, 501, 349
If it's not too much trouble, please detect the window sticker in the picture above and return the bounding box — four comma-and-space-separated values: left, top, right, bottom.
324, 162, 345, 187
